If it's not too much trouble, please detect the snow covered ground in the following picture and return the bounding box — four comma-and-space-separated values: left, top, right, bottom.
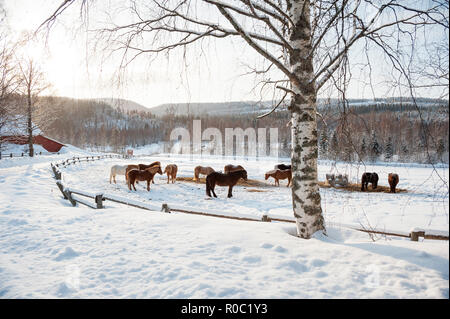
0, 147, 448, 298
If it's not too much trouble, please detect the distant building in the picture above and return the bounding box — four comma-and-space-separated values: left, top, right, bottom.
0, 117, 65, 153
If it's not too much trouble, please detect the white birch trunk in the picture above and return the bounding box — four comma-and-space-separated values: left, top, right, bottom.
288, 0, 325, 238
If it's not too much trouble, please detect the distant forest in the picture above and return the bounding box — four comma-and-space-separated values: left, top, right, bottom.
27, 96, 450, 164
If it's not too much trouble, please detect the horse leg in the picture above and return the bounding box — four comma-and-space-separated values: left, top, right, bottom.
211, 184, 217, 198
228, 186, 233, 198
206, 180, 212, 197
147, 180, 150, 191
287, 177, 291, 187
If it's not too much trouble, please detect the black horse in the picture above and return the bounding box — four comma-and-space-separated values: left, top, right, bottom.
361, 172, 379, 191
274, 164, 291, 170
206, 170, 248, 198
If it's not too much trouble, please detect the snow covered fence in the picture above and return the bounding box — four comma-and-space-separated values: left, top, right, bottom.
49, 155, 449, 242
0, 150, 49, 159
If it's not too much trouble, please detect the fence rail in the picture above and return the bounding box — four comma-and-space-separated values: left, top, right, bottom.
0, 150, 52, 159
50, 155, 449, 243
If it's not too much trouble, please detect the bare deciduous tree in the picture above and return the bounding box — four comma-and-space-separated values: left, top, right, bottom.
0, 31, 21, 154
16, 57, 50, 156
41, 0, 448, 238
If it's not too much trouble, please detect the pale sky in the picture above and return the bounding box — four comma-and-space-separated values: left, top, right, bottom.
2, 0, 448, 109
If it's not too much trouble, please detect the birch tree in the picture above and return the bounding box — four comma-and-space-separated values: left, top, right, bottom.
41, 0, 448, 238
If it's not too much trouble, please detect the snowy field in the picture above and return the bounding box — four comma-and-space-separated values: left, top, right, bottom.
0, 146, 448, 298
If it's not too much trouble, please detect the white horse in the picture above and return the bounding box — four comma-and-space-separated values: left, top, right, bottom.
110, 165, 128, 184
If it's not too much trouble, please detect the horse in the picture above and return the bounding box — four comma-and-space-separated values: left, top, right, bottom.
125, 164, 139, 182
193, 166, 215, 181
361, 172, 379, 191
206, 170, 248, 198
138, 161, 161, 170
109, 165, 128, 184
164, 164, 178, 184
224, 164, 245, 174
139, 161, 161, 184
274, 164, 291, 170
127, 166, 163, 191
265, 169, 292, 187
388, 173, 399, 193
126, 162, 161, 183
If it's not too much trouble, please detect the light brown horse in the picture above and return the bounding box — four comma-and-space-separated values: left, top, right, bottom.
224, 164, 245, 174
388, 173, 399, 193
206, 170, 248, 198
265, 169, 292, 187
164, 164, 178, 184
193, 166, 215, 181
127, 166, 163, 191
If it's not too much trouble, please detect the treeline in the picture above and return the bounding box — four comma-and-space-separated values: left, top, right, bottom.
31, 96, 449, 164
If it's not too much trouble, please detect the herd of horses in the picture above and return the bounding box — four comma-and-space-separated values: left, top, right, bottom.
110, 161, 176, 191
109, 161, 400, 197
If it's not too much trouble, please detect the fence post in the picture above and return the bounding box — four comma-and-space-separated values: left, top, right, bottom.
56, 181, 68, 199
410, 231, 425, 241
64, 190, 76, 206
161, 203, 171, 213
95, 194, 104, 209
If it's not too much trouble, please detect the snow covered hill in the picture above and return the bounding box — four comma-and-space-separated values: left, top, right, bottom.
0, 149, 448, 298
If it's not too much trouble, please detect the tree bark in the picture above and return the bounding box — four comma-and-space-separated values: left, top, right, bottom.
288, 0, 325, 238
27, 85, 34, 157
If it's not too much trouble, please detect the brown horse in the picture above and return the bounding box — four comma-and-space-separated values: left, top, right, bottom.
361, 172, 379, 191
193, 166, 215, 181
126, 162, 161, 183
265, 169, 292, 187
127, 166, 163, 191
164, 164, 178, 184
125, 164, 139, 182
274, 164, 291, 170
388, 173, 399, 193
206, 170, 248, 198
139, 161, 161, 184
224, 164, 245, 174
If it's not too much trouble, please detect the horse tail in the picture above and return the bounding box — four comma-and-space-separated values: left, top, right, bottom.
110, 169, 113, 184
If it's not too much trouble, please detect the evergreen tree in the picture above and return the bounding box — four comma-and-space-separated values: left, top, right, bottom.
330, 131, 339, 160
370, 131, 381, 161
385, 137, 393, 161
360, 137, 367, 160
319, 130, 328, 159
437, 138, 446, 159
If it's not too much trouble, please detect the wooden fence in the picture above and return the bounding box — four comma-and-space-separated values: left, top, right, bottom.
50, 155, 449, 242
1, 151, 52, 159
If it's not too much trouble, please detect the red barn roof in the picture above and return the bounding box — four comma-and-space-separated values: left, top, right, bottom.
0, 116, 65, 153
